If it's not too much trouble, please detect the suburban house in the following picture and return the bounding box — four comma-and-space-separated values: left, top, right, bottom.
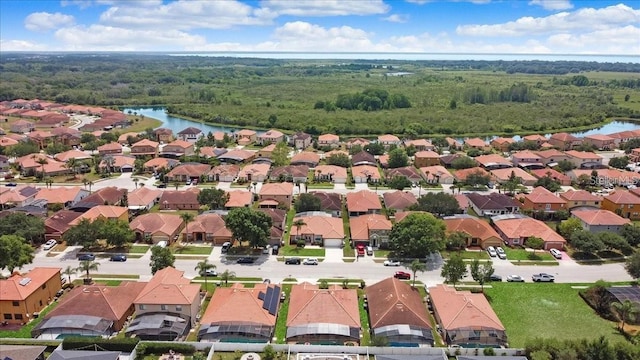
257, 144, 276, 159
130, 139, 159, 157
601, 190, 640, 220
490, 167, 538, 186
291, 151, 320, 167
511, 150, 543, 169
445, 137, 463, 150
286, 283, 360, 345
290, 132, 313, 149
351, 151, 376, 167
318, 134, 340, 148
71, 187, 127, 211
270, 165, 309, 183
464, 138, 489, 151
583, 134, 616, 150
492, 214, 566, 250
535, 149, 571, 166
349, 214, 392, 248
383, 191, 418, 211
443, 215, 503, 249
183, 213, 232, 244
259, 182, 294, 208
32, 282, 145, 339
54, 149, 91, 162
366, 278, 434, 347
234, 129, 257, 145
571, 209, 630, 234
530, 168, 572, 186
166, 163, 211, 183
454, 195, 470, 214
548, 132, 582, 150
290, 215, 345, 247
558, 190, 601, 210
51, 127, 81, 147
351, 165, 381, 183
158, 188, 200, 211
452, 167, 490, 184
258, 129, 286, 145
225, 190, 253, 208
385, 166, 423, 184
345, 137, 370, 150
69, 205, 129, 226
490, 137, 515, 152
218, 149, 257, 164
570, 168, 636, 187
309, 192, 342, 217
474, 154, 512, 170
522, 134, 548, 145
144, 157, 180, 173
44, 210, 83, 240
313, 165, 348, 184
99, 155, 135, 173
10, 119, 34, 133
198, 283, 280, 343
127, 267, 202, 341
127, 187, 162, 212
608, 129, 640, 147
160, 140, 195, 158
199, 146, 227, 159
97, 142, 123, 156
209, 164, 241, 182
176, 127, 203, 143
129, 213, 183, 244
520, 186, 568, 213
404, 138, 435, 151
565, 150, 603, 169
154, 128, 173, 143
413, 151, 441, 168
0, 267, 62, 325
346, 190, 382, 216
419, 165, 454, 184
118, 132, 139, 145
464, 193, 521, 217
258, 208, 286, 245
429, 284, 507, 347
0, 185, 39, 209
0, 345, 46, 360
237, 163, 271, 182
34, 186, 89, 209
378, 134, 401, 147
27, 130, 55, 149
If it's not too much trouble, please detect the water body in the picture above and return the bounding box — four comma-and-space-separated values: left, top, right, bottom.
123, 107, 640, 139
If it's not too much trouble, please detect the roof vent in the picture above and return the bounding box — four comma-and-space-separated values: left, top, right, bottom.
19, 277, 32, 286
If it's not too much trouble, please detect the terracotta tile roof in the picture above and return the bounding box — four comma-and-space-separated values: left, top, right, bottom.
167, 163, 211, 177
491, 137, 515, 145
349, 214, 392, 240
287, 283, 360, 328
154, 128, 173, 135
258, 208, 287, 229
346, 138, 370, 147
259, 182, 294, 196
314, 165, 348, 179
159, 188, 200, 206
444, 217, 501, 242
414, 150, 440, 159
17, 153, 51, 169
0, 186, 39, 204
351, 165, 381, 181
475, 154, 512, 167
419, 165, 453, 182
454, 194, 470, 210
236, 129, 257, 136
144, 157, 180, 170
291, 151, 320, 165
131, 138, 159, 148
70, 205, 128, 225
511, 150, 541, 161
605, 190, 640, 205
429, 284, 504, 331
226, 190, 253, 208
565, 150, 602, 160
290, 215, 344, 239
270, 165, 309, 179
378, 134, 400, 142
45, 210, 82, 234
199, 146, 227, 158
572, 209, 630, 226
490, 168, 537, 183
493, 217, 566, 244
238, 163, 270, 178
404, 139, 433, 148
318, 134, 340, 142
378, 154, 388, 166
130, 213, 183, 236
200, 283, 277, 326
465, 193, 521, 211
73, 187, 126, 208
184, 213, 232, 238
584, 134, 614, 141
558, 189, 600, 202
164, 139, 193, 149
135, 267, 200, 305
530, 168, 570, 183
177, 126, 202, 135
0, 137, 19, 146
385, 166, 422, 181
535, 149, 566, 159
351, 151, 376, 165
0, 267, 61, 301
346, 190, 381, 213
97, 142, 123, 152
310, 191, 342, 211
366, 278, 431, 330
523, 134, 547, 142
54, 149, 91, 162
550, 132, 580, 142
117, 132, 140, 143
464, 138, 487, 147
35, 186, 85, 204
48, 282, 146, 321
100, 155, 135, 169
209, 164, 241, 178
383, 191, 418, 210
453, 167, 489, 181
259, 129, 285, 140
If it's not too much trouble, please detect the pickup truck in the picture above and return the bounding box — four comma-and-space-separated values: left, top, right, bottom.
532, 273, 555, 282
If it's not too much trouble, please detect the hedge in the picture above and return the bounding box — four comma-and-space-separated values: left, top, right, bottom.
62, 337, 139, 352
135, 342, 201, 359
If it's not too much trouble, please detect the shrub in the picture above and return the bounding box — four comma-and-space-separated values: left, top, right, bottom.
483, 347, 495, 356
62, 337, 139, 352
135, 343, 198, 358
296, 240, 305, 248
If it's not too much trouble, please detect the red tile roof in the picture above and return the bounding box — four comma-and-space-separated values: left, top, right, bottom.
572, 209, 630, 226
200, 283, 277, 326
290, 215, 344, 239
429, 284, 504, 331
444, 217, 501, 243
366, 278, 431, 330
0, 267, 61, 300
346, 190, 381, 213
350, 214, 392, 240
383, 191, 418, 210
130, 213, 183, 237
523, 186, 567, 204
135, 267, 200, 305
287, 283, 360, 328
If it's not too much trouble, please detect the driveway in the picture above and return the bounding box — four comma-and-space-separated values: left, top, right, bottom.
324, 248, 344, 263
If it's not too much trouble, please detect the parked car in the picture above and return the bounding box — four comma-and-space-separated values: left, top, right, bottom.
5, 182, 17, 187
285, 257, 301, 265
110, 254, 127, 262
506, 275, 525, 282
262, 245, 271, 254
489, 274, 503, 282
78, 253, 95, 261
200, 269, 218, 277
394, 271, 411, 280
221, 241, 232, 253
236, 257, 255, 264
496, 247, 507, 260
356, 244, 365, 257
532, 273, 555, 282
366, 246, 373, 256
383, 260, 401, 266
487, 246, 497, 257
303, 257, 319, 265
157, 183, 167, 188
550, 248, 563, 259
271, 245, 280, 255
43, 240, 57, 251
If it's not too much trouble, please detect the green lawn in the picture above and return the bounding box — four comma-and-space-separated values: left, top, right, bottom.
91, 274, 140, 279
485, 283, 626, 347
441, 250, 490, 260
279, 245, 326, 257
358, 289, 371, 346
503, 247, 556, 261
306, 183, 335, 189
171, 246, 212, 255
374, 249, 391, 258
274, 284, 291, 343
127, 245, 150, 254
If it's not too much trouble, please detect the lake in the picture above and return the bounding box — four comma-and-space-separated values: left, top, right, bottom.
122, 107, 640, 140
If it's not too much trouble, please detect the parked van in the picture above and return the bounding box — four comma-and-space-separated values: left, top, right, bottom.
221, 241, 232, 253
550, 248, 562, 259
366, 246, 373, 256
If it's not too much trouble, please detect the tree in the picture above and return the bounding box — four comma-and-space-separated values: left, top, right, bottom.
387, 148, 409, 168
77, 260, 99, 280
446, 231, 468, 251
598, 232, 633, 253
219, 269, 236, 287
225, 207, 272, 248
150, 246, 175, 274
502, 170, 522, 195
525, 236, 545, 255
608, 156, 630, 169
365, 142, 385, 156
451, 156, 476, 169
0, 235, 34, 272
410, 192, 461, 217
291, 218, 306, 239
63, 218, 100, 249
103, 155, 115, 175
465, 170, 491, 188
294, 193, 321, 213
262, 344, 277, 360
132, 177, 139, 188
570, 230, 605, 254
387, 176, 413, 190
620, 224, 640, 247
35, 157, 48, 178
180, 212, 195, 242
611, 300, 638, 332
0, 212, 46, 244
388, 212, 446, 259
557, 159, 575, 172
271, 142, 290, 167
325, 153, 351, 167
197, 188, 229, 210
407, 259, 426, 288
65, 157, 78, 178
470, 258, 494, 291
99, 219, 135, 248
625, 252, 640, 279
557, 217, 583, 240
62, 265, 76, 284
441, 254, 467, 286
534, 174, 562, 193
195, 259, 216, 293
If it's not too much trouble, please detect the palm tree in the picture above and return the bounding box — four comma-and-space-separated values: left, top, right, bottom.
66, 157, 78, 178
88, 180, 94, 193
103, 155, 115, 175
82, 178, 89, 189
62, 265, 76, 284
180, 212, 195, 242
35, 157, 48, 179
408, 259, 426, 288
219, 269, 236, 287
77, 260, 99, 282
292, 219, 306, 242
44, 177, 53, 189
611, 300, 639, 332
195, 259, 216, 293
133, 177, 139, 189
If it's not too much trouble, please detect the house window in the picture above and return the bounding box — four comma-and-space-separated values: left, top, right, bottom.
41, 284, 46, 289
12, 301, 19, 307
545, 204, 551, 210
3, 314, 11, 320
161, 305, 168, 311
139, 305, 146, 310
176, 305, 182, 312
14, 314, 22, 320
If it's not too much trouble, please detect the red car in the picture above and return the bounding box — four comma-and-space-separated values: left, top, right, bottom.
394, 271, 411, 280
356, 245, 365, 257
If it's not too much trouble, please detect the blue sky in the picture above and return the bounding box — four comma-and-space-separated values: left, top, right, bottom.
0, 0, 638, 56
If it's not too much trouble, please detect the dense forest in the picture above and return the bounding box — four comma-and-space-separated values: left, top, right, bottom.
1, 53, 639, 136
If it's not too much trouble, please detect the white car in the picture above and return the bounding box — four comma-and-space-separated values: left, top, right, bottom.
487, 246, 497, 257
43, 240, 57, 251
303, 258, 319, 265
496, 247, 507, 260
383, 260, 401, 266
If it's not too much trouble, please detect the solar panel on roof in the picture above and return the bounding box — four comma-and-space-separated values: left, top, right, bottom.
258, 291, 265, 301
268, 286, 281, 315
262, 287, 274, 311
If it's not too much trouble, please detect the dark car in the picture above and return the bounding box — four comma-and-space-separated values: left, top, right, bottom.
110, 254, 127, 262
236, 257, 255, 264
284, 257, 301, 265
200, 269, 218, 277
394, 271, 411, 280
5, 182, 17, 187
489, 274, 502, 282
157, 183, 167, 188
78, 253, 95, 261
271, 245, 280, 255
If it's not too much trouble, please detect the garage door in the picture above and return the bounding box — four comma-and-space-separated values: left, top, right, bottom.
324, 238, 342, 248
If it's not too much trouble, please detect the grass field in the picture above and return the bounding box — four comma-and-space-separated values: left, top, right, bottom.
441, 250, 490, 260
485, 283, 626, 347
128, 245, 150, 254
503, 247, 556, 261
279, 245, 326, 257
171, 246, 212, 255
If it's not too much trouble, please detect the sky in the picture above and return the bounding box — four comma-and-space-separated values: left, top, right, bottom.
0, 0, 638, 57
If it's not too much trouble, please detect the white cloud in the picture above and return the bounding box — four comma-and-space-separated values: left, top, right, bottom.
383, 14, 409, 23
547, 25, 640, 54
0, 39, 49, 51
529, 0, 573, 11
259, 0, 389, 16
457, 4, 640, 36
264, 21, 386, 51
24, 12, 75, 32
